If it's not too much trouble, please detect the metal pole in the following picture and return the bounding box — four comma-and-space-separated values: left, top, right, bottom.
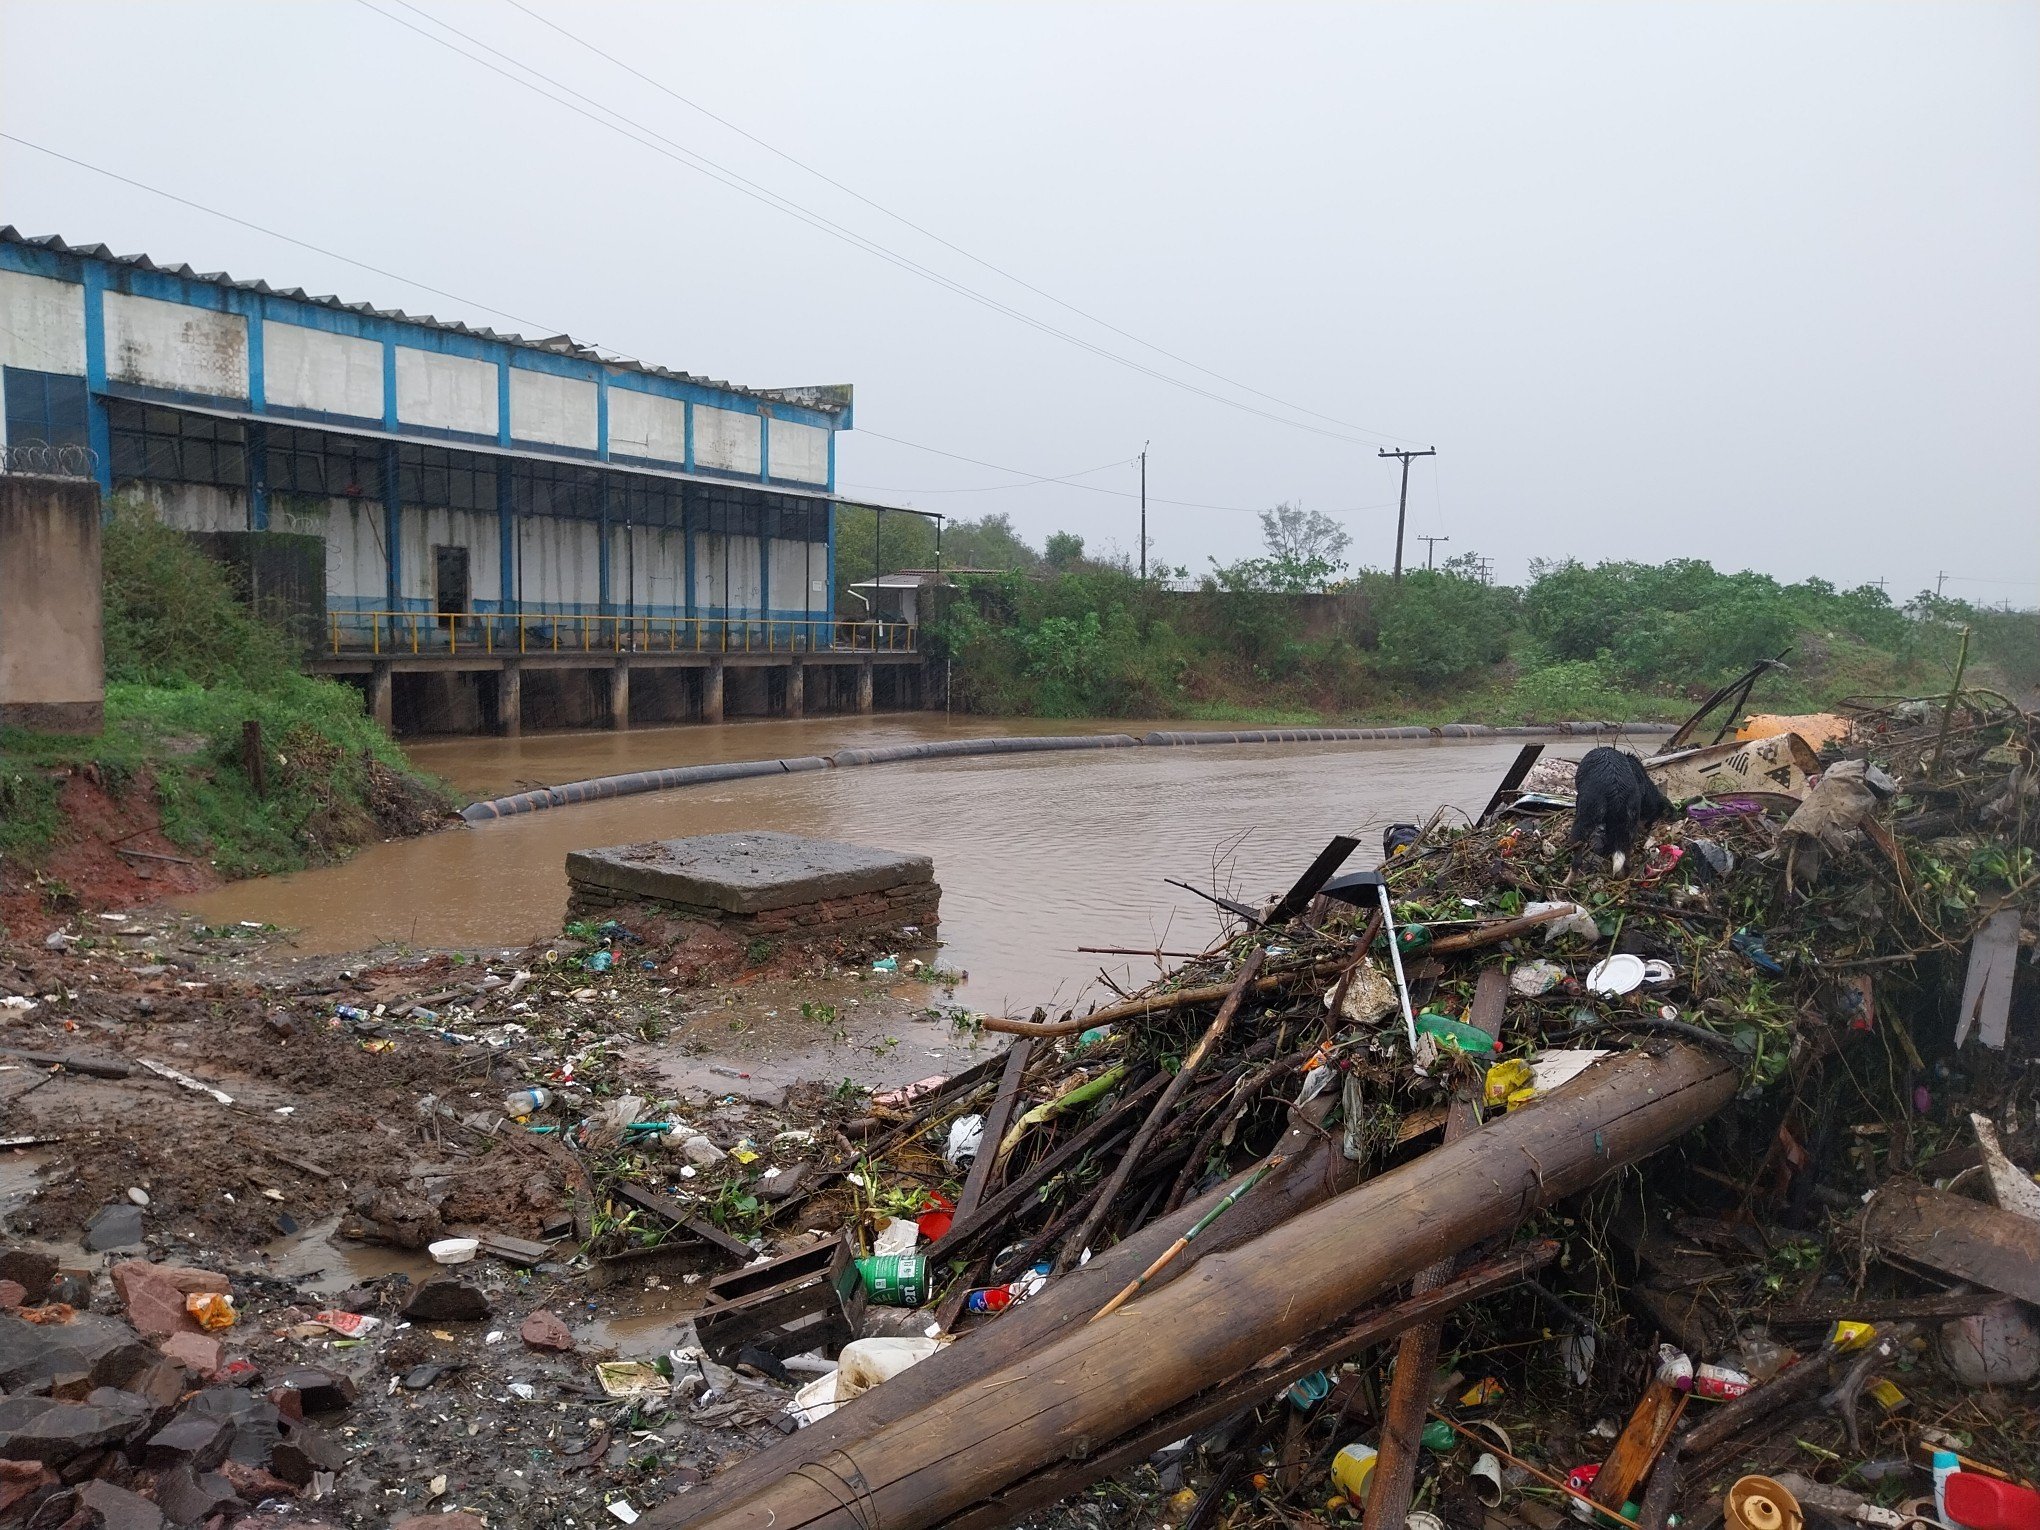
1139, 444, 1147, 581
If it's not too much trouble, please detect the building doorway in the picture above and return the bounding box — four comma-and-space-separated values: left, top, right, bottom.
434, 545, 470, 626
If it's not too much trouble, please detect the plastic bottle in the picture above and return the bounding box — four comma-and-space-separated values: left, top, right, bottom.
504, 1087, 553, 1117
335, 1005, 367, 1021
1931, 1451, 1958, 1527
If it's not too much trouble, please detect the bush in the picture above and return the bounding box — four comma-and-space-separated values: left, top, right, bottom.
1509, 660, 1632, 721
102, 497, 300, 689
1368, 571, 1514, 687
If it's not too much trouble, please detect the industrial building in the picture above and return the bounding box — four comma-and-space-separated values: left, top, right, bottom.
0, 228, 921, 732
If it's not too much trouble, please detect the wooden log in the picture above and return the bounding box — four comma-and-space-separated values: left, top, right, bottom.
1056, 949, 1265, 1268
946, 1242, 1558, 1530
1363, 964, 1507, 1530
659, 1101, 1366, 1526
979, 955, 1342, 1037
662, 1042, 1736, 1530
1861, 1180, 2040, 1303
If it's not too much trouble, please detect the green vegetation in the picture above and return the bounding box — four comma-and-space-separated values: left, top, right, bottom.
0, 498, 448, 880
921, 517, 2034, 724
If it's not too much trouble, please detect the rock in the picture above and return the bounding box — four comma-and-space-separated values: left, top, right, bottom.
106, 1266, 195, 1343
0, 1283, 25, 1311
81, 1206, 143, 1254
268, 1421, 346, 1487
155, 1333, 219, 1377
143, 1413, 233, 1472
81, 1387, 166, 1442
0, 1250, 57, 1301
272, 1368, 355, 1415
0, 1397, 147, 1467
179, 1390, 282, 1468
0, 1313, 152, 1394
117, 1361, 187, 1413
0, 1459, 58, 1520
217, 1459, 297, 1502
519, 1310, 573, 1352
149, 1463, 240, 1525
391, 1515, 487, 1530
75, 1479, 165, 1530
398, 1281, 489, 1323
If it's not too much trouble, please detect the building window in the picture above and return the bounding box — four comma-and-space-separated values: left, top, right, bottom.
510, 459, 602, 520
268, 425, 383, 499
398, 443, 496, 511
106, 401, 246, 486
612, 473, 683, 529
3, 367, 89, 452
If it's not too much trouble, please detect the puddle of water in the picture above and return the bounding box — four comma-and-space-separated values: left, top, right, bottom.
260, 1213, 441, 1296
574, 1284, 708, 1356
0, 1149, 52, 1227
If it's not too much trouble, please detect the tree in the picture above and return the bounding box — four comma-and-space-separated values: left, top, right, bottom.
941, 513, 1040, 571
1044, 531, 1086, 571
1259, 503, 1350, 570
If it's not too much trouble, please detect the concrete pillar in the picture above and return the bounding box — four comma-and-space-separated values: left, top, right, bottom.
368, 661, 393, 731
499, 661, 522, 738
608, 661, 631, 731
703, 659, 725, 724
856, 660, 874, 715
785, 661, 805, 720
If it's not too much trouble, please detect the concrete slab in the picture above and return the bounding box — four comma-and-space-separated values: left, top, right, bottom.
565, 833, 933, 915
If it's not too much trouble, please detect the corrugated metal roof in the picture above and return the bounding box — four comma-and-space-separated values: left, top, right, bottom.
0, 227, 850, 415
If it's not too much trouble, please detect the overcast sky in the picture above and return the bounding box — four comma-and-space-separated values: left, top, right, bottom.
4, 1, 2035, 602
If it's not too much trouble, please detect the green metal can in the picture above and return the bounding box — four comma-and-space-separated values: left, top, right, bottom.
856, 1254, 929, 1307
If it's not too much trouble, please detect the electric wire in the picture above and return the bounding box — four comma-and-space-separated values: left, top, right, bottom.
355, 0, 1415, 450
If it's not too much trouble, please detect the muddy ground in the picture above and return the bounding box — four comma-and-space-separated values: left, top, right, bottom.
0, 905, 1011, 1529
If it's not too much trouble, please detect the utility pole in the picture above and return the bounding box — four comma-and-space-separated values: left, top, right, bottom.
1416, 534, 1450, 571
1378, 447, 1436, 581
1936, 570, 1949, 599
1139, 442, 1148, 581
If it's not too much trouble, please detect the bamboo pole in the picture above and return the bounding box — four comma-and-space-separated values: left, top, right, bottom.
979, 954, 1341, 1037
661, 1042, 1736, 1530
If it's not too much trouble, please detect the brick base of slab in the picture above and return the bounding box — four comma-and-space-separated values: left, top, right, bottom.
566, 879, 940, 941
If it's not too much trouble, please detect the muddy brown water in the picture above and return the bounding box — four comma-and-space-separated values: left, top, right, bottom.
181, 718, 1649, 1015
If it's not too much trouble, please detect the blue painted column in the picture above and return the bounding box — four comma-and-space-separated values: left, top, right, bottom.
825, 501, 837, 623
246, 311, 268, 530
497, 467, 515, 613
382, 442, 402, 610
597, 476, 612, 616
80, 265, 112, 498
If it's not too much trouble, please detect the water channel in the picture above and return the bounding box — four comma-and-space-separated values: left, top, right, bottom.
182, 717, 1649, 1012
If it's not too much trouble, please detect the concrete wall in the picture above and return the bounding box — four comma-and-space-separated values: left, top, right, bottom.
270, 495, 386, 612
395, 347, 498, 436
692, 532, 764, 613
128, 479, 250, 533
399, 506, 503, 610
0, 270, 87, 396
608, 387, 684, 463
695, 405, 761, 474
0, 474, 103, 733
263, 322, 383, 419
769, 416, 829, 484
771, 537, 828, 617
103, 291, 249, 398
509, 368, 599, 451
516, 514, 603, 610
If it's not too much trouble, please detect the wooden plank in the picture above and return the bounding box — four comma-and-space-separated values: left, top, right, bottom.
1592, 1378, 1685, 1508
1363, 963, 1509, 1530
958, 1039, 1033, 1223
1955, 908, 2020, 1049
1766, 1290, 2001, 1326
1478, 743, 1545, 825
477, 1233, 554, 1267
612, 1183, 754, 1260
1861, 1180, 2040, 1303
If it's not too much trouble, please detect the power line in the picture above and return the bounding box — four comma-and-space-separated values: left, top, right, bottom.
840, 455, 1136, 496
353, 0, 1414, 450
494, 0, 1422, 447
0, 132, 588, 344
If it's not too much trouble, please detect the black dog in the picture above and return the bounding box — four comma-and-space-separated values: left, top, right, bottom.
1569, 747, 1673, 874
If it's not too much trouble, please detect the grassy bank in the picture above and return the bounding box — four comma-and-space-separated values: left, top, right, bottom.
925, 560, 2035, 728
0, 501, 448, 891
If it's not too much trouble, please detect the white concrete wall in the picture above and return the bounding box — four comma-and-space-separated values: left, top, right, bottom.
509, 368, 598, 451
609, 524, 689, 616
263, 322, 383, 418
104, 291, 248, 398
267, 495, 386, 609
694, 405, 761, 475
692, 532, 764, 614
770, 537, 827, 615
768, 417, 829, 485
607, 387, 684, 463
394, 348, 498, 436
0, 270, 86, 379
125, 480, 248, 532
514, 515, 602, 610
399, 506, 502, 608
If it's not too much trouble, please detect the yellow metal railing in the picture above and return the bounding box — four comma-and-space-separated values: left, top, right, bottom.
325, 611, 917, 658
